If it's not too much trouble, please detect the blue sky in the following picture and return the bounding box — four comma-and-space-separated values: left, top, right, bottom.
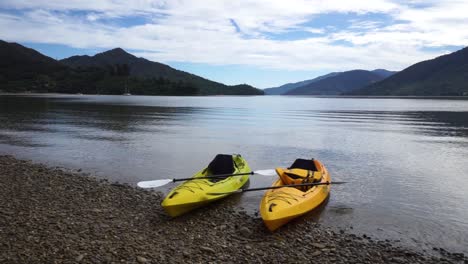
1, 1, 466, 88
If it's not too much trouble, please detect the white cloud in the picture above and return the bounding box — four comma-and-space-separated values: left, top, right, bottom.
304, 28, 325, 34
0, 0, 466, 79
0, 0, 166, 17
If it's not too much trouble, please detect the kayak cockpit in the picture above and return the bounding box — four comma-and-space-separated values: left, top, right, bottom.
260, 158, 331, 231
276, 159, 325, 190
161, 154, 251, 217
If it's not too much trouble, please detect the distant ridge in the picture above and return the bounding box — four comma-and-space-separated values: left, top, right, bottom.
0, 40, 66, 82
371, 69, 396, 78
61, 48, 188, 80
349, 47, 468, 96
60, 48, 263, 95
60, 48, 135, 68
284, 69, 394, 95
0, 40, 263, 95
263, 72, 339, 95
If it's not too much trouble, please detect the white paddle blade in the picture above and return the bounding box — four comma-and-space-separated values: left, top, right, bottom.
254, 169, 277, 176
137, 179, 173, 188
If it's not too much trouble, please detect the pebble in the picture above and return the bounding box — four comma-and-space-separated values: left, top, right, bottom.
136, 256, 148, 263
390, 256, 405, 263
311, 243, 326, 249
200, 246, 216, 254
75, 254, 85, 262
239, 226, 252, 237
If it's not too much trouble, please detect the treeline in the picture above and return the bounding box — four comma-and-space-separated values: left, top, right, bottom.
0, 63, 261, 96
1, 64, 200, 95
1, 41, 264, 96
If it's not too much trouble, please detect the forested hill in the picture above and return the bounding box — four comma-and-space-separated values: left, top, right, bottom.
62, 48, 190, 80
60, 48, 263, 95
349, 47, 468, 96
263, 72, 339, 95
0, 41, 263, 95
264, 69, 396, 95
285, 70, 387, 95
0, 40, 67, 91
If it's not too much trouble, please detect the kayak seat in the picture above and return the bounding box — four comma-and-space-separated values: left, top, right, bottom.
288, 158, 318, 171
207, 154, 235, 182
277, 158, 322, 189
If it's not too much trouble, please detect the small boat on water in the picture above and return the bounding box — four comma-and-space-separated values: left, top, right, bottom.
260, 158, 331, 231
161, 154, 251, 217
123, 80, 131, 95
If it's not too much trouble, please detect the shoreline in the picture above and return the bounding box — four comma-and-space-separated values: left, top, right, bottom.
2, 92, 468, 100
0, 155, 466, 263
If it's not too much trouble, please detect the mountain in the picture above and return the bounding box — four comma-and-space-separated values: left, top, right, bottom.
0, 40, 65, 74
263, 72, 339, 95
284, 70, 387, 95
61, 48, 263, 95
0, 40, 68, 92
62, 48, 187, 79
349, 47, 468, 96
0, 41, 263, 95
372, 69, 397, 78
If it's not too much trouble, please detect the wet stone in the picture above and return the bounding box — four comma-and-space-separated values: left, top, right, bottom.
136, 256, 149, 263
75, 254, 85, 262
239, 226, 252, 237
200, 246, 216, 254
311, 243, 326, 249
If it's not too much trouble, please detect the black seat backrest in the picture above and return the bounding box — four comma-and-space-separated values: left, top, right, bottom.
288, 158, 317, 171
207, 154, 234, 175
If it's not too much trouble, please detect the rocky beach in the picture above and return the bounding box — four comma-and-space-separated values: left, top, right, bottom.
0, 155, 466, 264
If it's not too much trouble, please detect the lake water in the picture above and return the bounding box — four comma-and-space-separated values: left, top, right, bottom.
1, 94, 468, 254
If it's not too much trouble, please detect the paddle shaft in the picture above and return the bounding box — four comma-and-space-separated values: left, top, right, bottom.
238, 181, 345, 193
172, 171, 254, 182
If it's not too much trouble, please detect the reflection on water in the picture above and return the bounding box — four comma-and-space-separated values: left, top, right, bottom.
1, 94, 468, 254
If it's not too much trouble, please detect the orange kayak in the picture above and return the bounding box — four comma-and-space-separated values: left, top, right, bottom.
260, 158, 331, 231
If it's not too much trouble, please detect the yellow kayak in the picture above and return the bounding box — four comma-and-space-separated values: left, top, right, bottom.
162, 154, 251, 217
260, 158, 330, 231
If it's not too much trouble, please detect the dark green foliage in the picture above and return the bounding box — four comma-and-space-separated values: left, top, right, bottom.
349, 47, 468, 96
60, 47, 263, 95
0, 41, 264, 96
0, 40, 67, 92
107, 77, 199, 96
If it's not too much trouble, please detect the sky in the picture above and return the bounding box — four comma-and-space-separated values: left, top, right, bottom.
0, 1, 467, 88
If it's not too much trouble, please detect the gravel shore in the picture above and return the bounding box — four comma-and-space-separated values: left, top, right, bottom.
0, 155, 466, 263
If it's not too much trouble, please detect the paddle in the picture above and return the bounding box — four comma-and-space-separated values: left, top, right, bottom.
137, 169, 277, 188
207, 181, 347, 195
